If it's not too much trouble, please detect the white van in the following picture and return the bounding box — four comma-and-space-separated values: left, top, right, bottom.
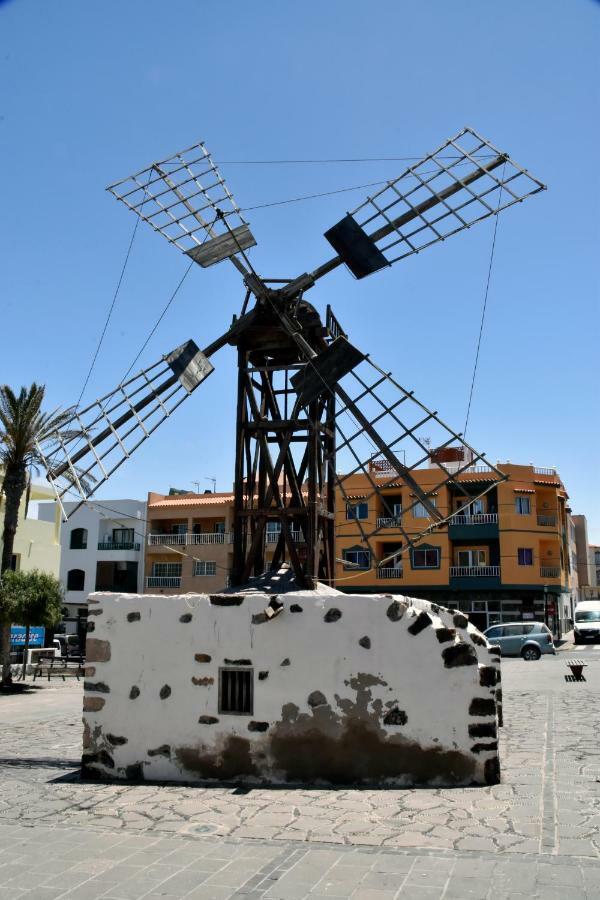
574, 600, 600, 644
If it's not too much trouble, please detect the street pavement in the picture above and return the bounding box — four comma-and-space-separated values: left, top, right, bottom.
0, 644, 599, 899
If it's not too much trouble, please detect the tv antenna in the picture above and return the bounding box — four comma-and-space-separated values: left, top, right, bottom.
38, 128, 545, 589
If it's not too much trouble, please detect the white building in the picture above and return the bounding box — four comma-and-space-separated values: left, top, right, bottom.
38, 498, 146, 638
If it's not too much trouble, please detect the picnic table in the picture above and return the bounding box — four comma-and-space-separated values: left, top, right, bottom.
32, 651, 85, 682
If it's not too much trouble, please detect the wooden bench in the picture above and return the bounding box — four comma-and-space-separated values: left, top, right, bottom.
565, 658, 587, 681
33, 653, 84, 682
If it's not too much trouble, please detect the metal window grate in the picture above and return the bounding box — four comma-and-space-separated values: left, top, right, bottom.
219, 668, 253, 715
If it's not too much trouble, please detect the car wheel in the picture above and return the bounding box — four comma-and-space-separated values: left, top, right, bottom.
521, 645, 541, 661
574, 634, 581, 645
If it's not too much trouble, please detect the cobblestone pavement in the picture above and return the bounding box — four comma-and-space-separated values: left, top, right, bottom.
1, 654, 599, 898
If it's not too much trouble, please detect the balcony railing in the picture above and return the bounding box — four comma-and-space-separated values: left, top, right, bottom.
148, 532, 232, 546
376, 516, 403, 529
534, 467, 557, 476
97, 541, 141, 551
540, 566, 560, 578
146, 576, 182, 588
450, 565, 500, 578
449, 513, 498, 526
266, 531, 304, 544
148, 533, 187, 545
462, 464, 493, 473
377, 567, 403, 579
188, 532, 232, 545
537, 515, 557, 527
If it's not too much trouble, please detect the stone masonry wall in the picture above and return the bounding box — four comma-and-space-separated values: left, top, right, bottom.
82, 590, 501, 786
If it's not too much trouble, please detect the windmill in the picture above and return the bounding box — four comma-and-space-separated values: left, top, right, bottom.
38, 128, 545, 589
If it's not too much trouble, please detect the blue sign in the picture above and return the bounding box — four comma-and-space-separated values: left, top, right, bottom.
10, 626, 46, 647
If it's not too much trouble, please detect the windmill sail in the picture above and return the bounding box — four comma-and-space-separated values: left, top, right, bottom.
107, 141, 256, 271
328, 351, 507, 566
318, 126, 545, 280
37, 340, 213, 518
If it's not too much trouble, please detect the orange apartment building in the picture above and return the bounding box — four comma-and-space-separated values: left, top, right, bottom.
145, 491, 235, 594
335, 458, 573, 637
144, 459, 573, 638
144, 490, 287, 594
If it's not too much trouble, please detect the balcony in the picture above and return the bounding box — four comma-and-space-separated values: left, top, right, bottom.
537, 515, 557, 528
540, 566, 560, 578
534, 467, 557, 476
377, 567, 403, 579
266, 531, 304, 544
148, 533, 187, 545
376, 516, 402, 529
450, 513, 497, 526
189, 532, 233, 545
146, 576, 182, 589
448, 513, 499, 540
98, 541, 141, 551
450, 565, 500, 578
147, 532, 232, 546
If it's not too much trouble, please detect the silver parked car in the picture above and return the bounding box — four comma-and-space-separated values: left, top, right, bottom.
484, 622, 555, 660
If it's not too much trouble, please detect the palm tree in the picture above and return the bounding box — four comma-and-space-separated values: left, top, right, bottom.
0, 384, 76, 685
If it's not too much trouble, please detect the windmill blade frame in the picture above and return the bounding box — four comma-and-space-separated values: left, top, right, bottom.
281, 126, 546, 295
37, 340, 214, 519
106, 141, 257, 275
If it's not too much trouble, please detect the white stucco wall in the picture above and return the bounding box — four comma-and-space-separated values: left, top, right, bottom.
83, 590, 501, 787
48, 499, 146, 609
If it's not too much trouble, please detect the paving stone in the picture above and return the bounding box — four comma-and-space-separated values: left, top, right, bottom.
443, 877, 491, 899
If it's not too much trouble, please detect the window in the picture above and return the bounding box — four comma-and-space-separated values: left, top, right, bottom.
346, 502, 368, 520
485, 625, 503, 640
343, 548, 371, 570
457, 549, 486, 567
151, 562, 182, 578
70, 528, 87, 550
112, 528, 134, 545
193, 560, 217, 576
411, 546, 441, 568
67, 569, 85, 591
518, 548, 534, 566
214, 522, 226, 534
171, 524, 187, 535
515, 496, 531, 515
219, 668, 253, 715
266, 520, 281, 533
413, 498, 436, 518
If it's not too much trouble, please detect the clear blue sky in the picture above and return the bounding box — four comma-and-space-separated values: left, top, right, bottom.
1, 0, 598, 539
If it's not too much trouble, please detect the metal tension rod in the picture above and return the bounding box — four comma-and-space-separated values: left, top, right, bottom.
294, 154, 508, 291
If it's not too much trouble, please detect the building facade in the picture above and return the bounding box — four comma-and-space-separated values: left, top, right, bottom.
335, 458, 572, 637
587, 544, 600, 601
572, 515, 600, 603
42, 499, 146, 640
1, 479, 60, 577
145, 491, 235, 594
